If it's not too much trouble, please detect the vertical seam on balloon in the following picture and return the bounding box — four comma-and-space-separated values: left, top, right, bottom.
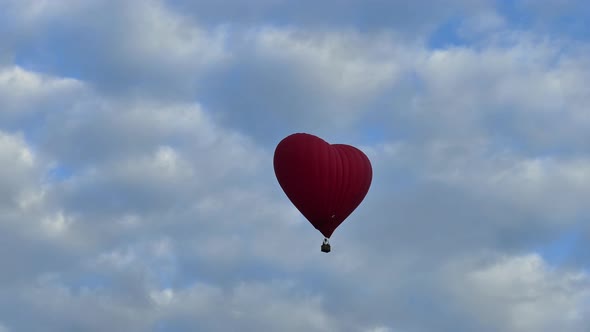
346, 147, 360, 218
325, 143, 337, 224
327, 144, 339, 230
337, 147, 344, 214
312, 137, 323, 229
330, 146, 341, 230
321, 140, 329, 226
335, 145, 352, 235
330, 145, 343, 220
324, 139, 338, 237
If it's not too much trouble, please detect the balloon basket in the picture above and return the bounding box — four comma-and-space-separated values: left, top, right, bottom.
321, 238, 331, 253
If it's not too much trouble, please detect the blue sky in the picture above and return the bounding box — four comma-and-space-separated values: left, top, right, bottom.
1, 0, 590, 331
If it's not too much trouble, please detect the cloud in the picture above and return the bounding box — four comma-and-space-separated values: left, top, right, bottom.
446, 253, 590, 332
3, 0, 230, 98
197, 27, 413, 142
152, 280, 339, 331
0, 65, 84, 129
0, 130, 87, 291
167, 0, 492, 36
345, 137, 590, 272
378, 140, 590, 221
7, 276, 339, 332
376, 31, 590, 149
1, 0, 589, 331
0, 131, 37, 207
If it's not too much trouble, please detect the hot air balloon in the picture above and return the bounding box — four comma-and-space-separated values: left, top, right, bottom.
273, 133, 372, 253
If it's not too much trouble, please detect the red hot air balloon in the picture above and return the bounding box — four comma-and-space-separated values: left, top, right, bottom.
273, 133, 372, 252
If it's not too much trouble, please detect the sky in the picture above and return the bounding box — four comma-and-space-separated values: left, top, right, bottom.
1, 0, 590, 331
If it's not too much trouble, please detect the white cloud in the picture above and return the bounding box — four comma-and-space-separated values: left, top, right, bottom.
15, 276, 339, 332
402, 33, 590, 148
150, 280, 338, 331
0, 131, 39, 210
362, 326, 395, 332
41, 210, 73, 236
2, 0, 230, 97
194, 26, 422, 139
252, 27, 403, 103
447, 253, 590, 332
0, 65, 84, 124
374, 139, 590, 223
18, 278, 156, 332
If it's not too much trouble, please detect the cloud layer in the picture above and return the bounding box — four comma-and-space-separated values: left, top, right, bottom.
1, 0, 590, 331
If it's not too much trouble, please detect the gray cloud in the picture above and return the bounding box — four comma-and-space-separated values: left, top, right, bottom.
166, 0, 491, 35
444, 252, 590, 332
196, 27, 413, 142
2, 0, 230, 98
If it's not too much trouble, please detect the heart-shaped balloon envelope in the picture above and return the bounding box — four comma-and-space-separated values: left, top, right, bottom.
273, 133, 372, 238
